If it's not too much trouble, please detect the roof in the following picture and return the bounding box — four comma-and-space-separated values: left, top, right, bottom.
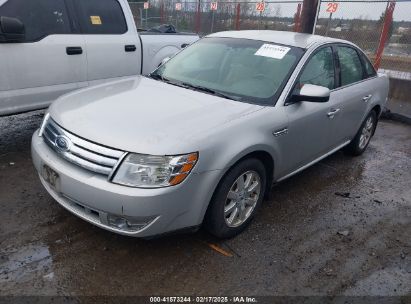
207, 30, 346, 49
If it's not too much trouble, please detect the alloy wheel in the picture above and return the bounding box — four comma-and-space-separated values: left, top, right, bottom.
224, 170, 261, 228
359, 116, 374, 149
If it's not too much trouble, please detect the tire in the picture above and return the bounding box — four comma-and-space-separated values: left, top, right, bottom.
204, 158, 266, 239
344, 110, 377, 156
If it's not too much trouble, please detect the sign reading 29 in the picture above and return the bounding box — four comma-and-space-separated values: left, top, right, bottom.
326, 2, 339, 13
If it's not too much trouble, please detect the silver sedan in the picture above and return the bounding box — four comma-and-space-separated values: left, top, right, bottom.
32, 30, 389, 238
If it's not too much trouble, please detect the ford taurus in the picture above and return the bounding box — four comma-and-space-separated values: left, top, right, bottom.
32, 31, 389, 238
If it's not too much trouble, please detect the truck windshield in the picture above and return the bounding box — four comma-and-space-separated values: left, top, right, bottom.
150, 37, 304, 105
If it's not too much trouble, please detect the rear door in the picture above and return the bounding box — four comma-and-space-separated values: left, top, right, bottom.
72, 0, 141, 86
283, 46, 338, 172
0, 0, 87, 115
327, 45, 372, 147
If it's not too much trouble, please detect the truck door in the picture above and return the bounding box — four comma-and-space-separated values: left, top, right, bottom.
72, 0, 141, 86
0, 0, 87, 116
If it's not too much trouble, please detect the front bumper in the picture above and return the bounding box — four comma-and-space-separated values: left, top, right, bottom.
32, 132, 221, 237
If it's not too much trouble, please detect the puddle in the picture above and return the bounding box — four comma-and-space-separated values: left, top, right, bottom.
0, 243, 53, 283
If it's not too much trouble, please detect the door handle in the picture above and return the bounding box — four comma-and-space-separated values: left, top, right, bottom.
273, 127, 288, 137
327, 108, 340, 118
66, 47, 82, 55
362, 94, 372, 102
181, 43, 189, 49
125, 45, 136, 52
66, 47, 83, 55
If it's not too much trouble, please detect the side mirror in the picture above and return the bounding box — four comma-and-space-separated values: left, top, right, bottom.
0, 16, 25, 43
291, 84, 330, 103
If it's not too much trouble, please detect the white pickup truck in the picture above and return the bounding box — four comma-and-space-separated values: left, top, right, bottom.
0, 0, 198, 116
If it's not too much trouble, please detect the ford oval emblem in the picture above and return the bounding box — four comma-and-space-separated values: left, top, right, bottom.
55, 135, 71, 152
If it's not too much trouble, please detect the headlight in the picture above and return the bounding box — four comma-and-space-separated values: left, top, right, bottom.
112, 152, 198, 188
38, 112, 50, 137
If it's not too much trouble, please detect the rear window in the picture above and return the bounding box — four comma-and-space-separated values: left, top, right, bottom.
337, 46, 364, 86
74, 0, 127, 34
361, 53, 377, 78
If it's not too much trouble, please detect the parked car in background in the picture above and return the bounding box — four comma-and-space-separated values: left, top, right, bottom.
0, 0, 198, 116
32, 31, 389, 238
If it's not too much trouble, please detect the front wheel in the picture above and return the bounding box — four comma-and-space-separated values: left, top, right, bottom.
204, 158, 266, 239
344, 110, 377, 156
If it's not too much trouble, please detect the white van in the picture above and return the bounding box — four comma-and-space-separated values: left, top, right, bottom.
0, 0, 198, 116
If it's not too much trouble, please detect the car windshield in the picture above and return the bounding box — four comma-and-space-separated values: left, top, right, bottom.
150, 37, 304, 105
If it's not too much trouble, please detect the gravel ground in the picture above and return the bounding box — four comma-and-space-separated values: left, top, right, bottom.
0, 111, 410, 298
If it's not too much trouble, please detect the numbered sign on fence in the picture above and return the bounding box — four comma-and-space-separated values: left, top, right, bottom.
256, 2, 265, 12
210, 2, 218, 11
175, 2, 182, 11
326, 2, 339, 13
143, 2, 149, 9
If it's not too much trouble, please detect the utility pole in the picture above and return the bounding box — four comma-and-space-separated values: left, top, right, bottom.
300, 0, 320, 34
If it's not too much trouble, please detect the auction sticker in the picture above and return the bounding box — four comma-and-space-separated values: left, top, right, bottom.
255, 44, 290, 59
90, 16, 102, 25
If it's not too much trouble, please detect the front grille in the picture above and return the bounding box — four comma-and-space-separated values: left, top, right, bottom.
42, 118, 125, 176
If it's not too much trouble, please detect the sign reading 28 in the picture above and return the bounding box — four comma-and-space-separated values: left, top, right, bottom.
256, 2, 266, 12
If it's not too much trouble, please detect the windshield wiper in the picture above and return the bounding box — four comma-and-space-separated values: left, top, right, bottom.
178, 82, 240, 101
148, 75, 240, 101
148, 75, 189, 89
147, 73, 167, 81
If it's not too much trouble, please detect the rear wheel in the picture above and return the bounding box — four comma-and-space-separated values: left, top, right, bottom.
344, 110, 377, 156
205, 158, 266, 238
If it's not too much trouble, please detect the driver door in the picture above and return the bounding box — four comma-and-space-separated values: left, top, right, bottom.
281, 46, 339, 175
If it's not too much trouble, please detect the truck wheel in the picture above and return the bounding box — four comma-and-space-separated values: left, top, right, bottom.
205, 158, 266, 239
344, 110, 377, 156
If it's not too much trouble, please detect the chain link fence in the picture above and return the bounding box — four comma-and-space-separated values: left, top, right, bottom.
315, 0, 411, 74
129, 0, 411, 75
129, 1, 304, 34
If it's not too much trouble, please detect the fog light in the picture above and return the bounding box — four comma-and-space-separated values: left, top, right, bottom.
108, 216, 129, 230
107, 214, 154, 232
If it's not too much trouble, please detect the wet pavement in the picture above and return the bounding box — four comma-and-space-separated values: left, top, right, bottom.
0, 111, 410, 296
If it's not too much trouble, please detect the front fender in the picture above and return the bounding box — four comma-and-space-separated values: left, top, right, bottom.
194, 107, 288, 181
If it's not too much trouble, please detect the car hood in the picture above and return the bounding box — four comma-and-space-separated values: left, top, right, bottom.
50, 76, 264, 155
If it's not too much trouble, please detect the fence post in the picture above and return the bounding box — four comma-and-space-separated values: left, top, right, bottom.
145, 5, 148, 28
235, 3, 240, 30
300, 0, 319, 34
160, 0, 165, 24
374, 1, 396, 70
211, 10, 215, 33
196, 0, 201, 33
325, 0, 335, 36
293, 3, 302, 32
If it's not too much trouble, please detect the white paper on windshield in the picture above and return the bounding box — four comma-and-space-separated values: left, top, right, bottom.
255, 44, 290, 59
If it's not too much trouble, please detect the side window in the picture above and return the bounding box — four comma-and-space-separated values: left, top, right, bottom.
0, 0, 71, 42
361, 53, 377, 77
299, 47, 335, 90
337, 46, 364, 86
74, 0, 127, 34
